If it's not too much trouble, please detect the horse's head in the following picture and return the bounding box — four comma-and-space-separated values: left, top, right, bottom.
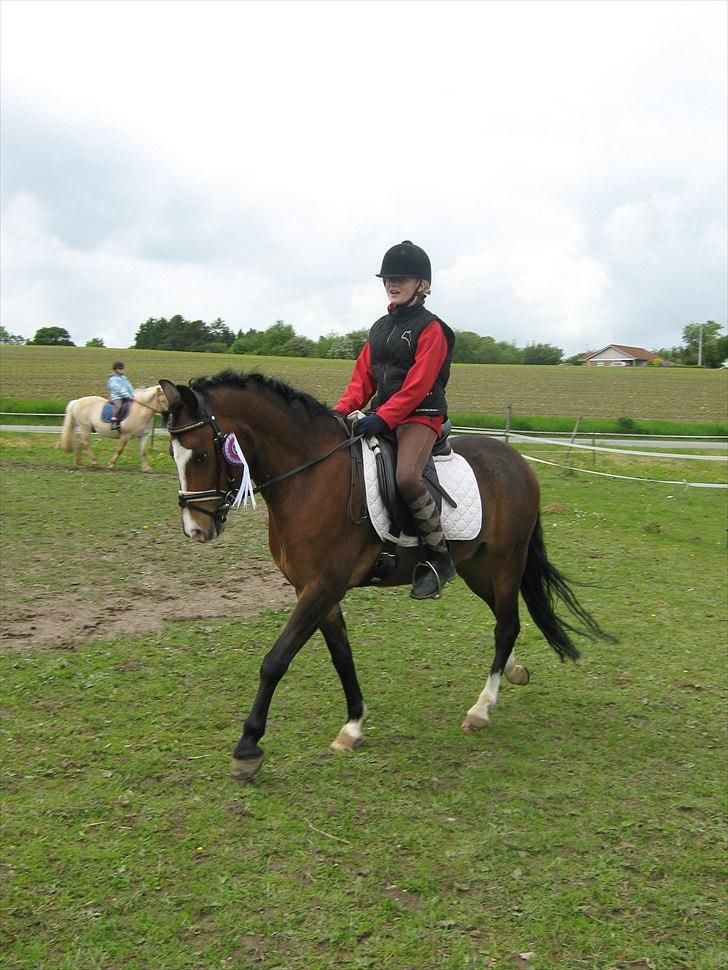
151, 384, 170, 413
160, 379, 233, 544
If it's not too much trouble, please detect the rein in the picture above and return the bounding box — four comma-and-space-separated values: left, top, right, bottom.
131, 397, 159, 413
167, 397, 362, 529
252, 435, 356, 495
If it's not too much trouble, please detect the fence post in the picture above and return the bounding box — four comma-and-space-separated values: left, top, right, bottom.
505, 405, 513, 444
565, 416, 582, 465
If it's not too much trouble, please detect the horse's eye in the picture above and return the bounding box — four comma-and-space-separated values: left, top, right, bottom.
194, 451, 208, 463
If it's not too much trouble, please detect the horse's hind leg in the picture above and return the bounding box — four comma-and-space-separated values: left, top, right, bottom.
77, 431, 99, 469
457, 554, 529, 731
319, 604, 366, 752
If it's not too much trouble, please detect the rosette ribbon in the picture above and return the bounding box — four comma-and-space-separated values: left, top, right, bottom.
222, 433, 257, 510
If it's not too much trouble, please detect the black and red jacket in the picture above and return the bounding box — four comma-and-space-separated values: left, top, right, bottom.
335, 303, 455, 433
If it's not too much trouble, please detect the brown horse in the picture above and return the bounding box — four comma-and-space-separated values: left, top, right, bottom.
160, 371, 612, 780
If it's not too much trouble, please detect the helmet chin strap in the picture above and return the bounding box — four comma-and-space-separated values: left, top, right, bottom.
392, 280, 427, 311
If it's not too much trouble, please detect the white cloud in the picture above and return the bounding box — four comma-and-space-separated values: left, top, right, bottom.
1, 0, 726, 353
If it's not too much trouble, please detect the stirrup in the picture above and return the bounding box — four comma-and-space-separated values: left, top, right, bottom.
410, 554, 455, 601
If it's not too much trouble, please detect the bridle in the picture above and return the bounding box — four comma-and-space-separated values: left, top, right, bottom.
167, 393, 361, 531
167, 393, 239, 531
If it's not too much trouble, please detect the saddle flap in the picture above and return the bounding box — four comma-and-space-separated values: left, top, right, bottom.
359, 437, 483, 548
102, 399, 132, 424
372, 433, 444, 539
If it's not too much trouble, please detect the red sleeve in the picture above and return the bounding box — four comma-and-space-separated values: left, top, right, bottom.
334, 343, 376, 415
376, 322, 449, 429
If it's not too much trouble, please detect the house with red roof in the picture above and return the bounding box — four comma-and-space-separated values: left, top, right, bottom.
581, 344, 657, 367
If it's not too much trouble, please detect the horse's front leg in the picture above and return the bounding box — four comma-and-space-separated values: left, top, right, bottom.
320, 604, 366, 753
138, 431, 152, 472
231, 584, 340, 780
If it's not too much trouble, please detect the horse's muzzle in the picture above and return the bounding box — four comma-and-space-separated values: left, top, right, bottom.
185, 519, 225, 543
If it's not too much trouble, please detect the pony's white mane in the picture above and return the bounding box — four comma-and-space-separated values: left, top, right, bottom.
134, 384, 164, 408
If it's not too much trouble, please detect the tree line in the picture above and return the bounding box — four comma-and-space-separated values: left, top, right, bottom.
2, 318, 725, 367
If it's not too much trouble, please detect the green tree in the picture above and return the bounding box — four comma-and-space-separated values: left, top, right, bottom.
451, 331, 484, 363
325, 329, 369, 360
208, 317, 235, 347
229, 329, 265, 354
258, 321, 296, 355
85, 337, 105, 348
313, 332, 339, 358
522, 342, 563, 365
30, 326, 74, 346
706, 333, 728, 368
0, 326, 26, 345
476, 336, 522, 364
682, 321, 724, 366
280, 336, 316, 357
133, 315, 234, 352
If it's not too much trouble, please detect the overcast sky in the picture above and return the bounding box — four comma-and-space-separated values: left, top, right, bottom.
1, 0, 726, 354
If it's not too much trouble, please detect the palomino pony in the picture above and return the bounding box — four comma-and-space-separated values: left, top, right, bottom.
160, 371, 612, 780
59, 384, 168, 472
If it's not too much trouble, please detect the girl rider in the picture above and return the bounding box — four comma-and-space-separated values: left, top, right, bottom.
107, 360, 135, 430
335, 241, 456, 600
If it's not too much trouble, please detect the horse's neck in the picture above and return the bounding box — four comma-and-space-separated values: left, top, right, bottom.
134, 386, 157, 406
228, 393, 335, 484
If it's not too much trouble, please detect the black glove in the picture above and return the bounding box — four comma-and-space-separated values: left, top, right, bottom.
354, 414, 388, 438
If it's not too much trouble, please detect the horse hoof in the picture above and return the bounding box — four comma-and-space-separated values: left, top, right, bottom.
330, 729, 363, 753
230, 755, 263, 781
461, 712, 489, 732
507, 665, 531, 686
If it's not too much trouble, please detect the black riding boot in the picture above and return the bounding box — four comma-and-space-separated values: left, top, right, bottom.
407, 490, 455, 600
411, 547, 456, 600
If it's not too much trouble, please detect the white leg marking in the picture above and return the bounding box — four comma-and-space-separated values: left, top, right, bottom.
462, 672, 501, 730
331, 707, 366, 752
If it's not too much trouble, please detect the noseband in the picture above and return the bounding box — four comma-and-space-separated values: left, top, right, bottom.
167, 394, 238, 530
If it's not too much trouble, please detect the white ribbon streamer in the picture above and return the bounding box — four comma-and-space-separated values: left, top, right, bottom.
225, 434, 257, 510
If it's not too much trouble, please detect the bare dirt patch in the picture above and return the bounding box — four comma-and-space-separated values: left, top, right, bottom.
1, 561, 294, 650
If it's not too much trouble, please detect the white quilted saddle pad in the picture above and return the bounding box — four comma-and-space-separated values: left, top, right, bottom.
361, 438, 483, 547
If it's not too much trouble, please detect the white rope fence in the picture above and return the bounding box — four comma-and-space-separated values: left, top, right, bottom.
521, 453, 728, 489
505, 432, 728, 462
449, 426, 727, 488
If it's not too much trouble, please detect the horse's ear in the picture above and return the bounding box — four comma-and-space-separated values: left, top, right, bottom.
160, 380, 198, 416
160, 380, 182, 409
177, 385, 199, 415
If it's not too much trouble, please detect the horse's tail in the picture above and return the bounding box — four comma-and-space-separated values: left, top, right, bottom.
57, 401, 77, 451
520, 514, 616, 661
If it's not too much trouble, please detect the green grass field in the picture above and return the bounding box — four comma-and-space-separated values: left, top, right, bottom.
1, 432, 726, 969
2, 345, 727, 425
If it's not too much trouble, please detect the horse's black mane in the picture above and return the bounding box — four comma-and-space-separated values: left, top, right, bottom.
189, 370, 332, 419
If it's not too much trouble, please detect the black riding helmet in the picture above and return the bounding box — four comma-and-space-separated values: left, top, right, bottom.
376, 241, 431, 283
